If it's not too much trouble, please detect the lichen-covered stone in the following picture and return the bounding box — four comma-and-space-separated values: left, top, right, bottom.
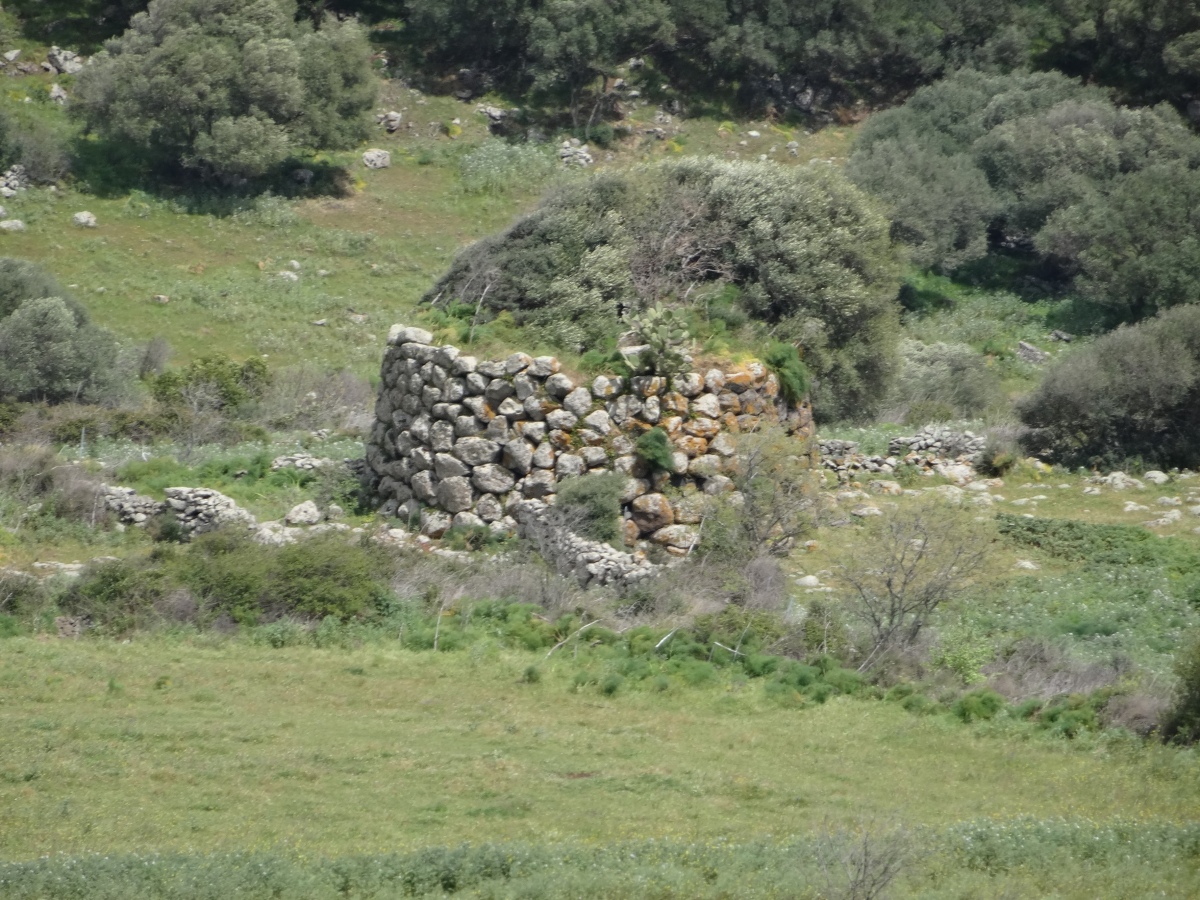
563, 387, 593, 417
556, 453, 585, 478
544, 373, 575, 398
631, 493, 674, 533
453, 437, 501, 466
473, 464, 516, 494
436, 476, 475, 512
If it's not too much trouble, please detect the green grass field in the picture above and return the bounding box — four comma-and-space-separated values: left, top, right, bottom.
2, 636, 1198, 862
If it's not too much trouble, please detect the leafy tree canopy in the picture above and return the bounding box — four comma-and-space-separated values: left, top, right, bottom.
426, 158, 903, 420
74, 0, 376, 180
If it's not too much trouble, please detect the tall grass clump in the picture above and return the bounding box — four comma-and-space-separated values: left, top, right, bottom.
459, 140, 556, 193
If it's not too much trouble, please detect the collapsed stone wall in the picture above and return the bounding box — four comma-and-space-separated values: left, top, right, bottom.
364, 325, 815, 556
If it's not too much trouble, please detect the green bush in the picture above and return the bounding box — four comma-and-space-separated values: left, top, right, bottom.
554, 472, 625, 543
889, 340, 1000, 422
152, 355, 270, 411
847, 67, 1200, 327
427, 157, 902, 420
0, 298, 128, 405
761, 342, 809, 405
634, 427, 675, 471
1163, 635, 1200, 745
952, 688, 1006, 723
1017, 306, 1200, 469
181, 531, 391, 625
75, 0, 376, 181
59, 559, 173, 635
0, 258, 83, 323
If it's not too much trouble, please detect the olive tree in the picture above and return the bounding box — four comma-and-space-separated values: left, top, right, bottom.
75, 0, 375, 180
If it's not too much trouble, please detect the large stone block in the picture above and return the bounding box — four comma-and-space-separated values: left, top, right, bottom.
546, 409, 578, 431
563, 387, 593, 417
434, 452, 469, 479
556, 453, 585, 479
473, 464, 517, 494
544, 372, 575, 398
430, 420, 455, 452
631, 493, 674, 533
503, 439, 533, 475
411, 470, 438, 503
453, 436, 501, 466
436, 476, 475, 512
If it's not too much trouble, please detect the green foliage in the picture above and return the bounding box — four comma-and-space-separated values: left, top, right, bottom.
952, 688, 1006, 723
634, 427, 674, 471
889, 339, 1001, 422
554, 472, 625, 543
181, 531, 391, 624
0, 298, 128, 404
627, 303, 690, 376
75, 0, 376, 181
0, 258, 84, 324
761, 342, 809, 404
152, 355, 270, 411
459, 140, 556, 194
1164, 634, 1200, 744
427, 158, 902, 420
1017, 306, 1200, 469
847, 68, 1200, 328
996, 514, 1200, 574
59, 559, 172, 636
1037, 163, 1200, 327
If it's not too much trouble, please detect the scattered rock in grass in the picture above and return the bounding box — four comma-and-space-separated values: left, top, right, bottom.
311, 318, 327, 326
851, 505, 882, 517
278, 270, 299, 282
1157, 496, 1182, 506
47, 46, 83, 74
1015, 559, 1040, 570
72, 211, 96, 228
1144, 470, 1170, 485
152, 294, 169, 304
376, 110, 403, 132
285, 501, 322, 526
362, 148, 391, 169
1144, 510, 1183, 527
1017, 340, 1050, 364
1124, 502, 1150, 512
0, 219, 24, 231
49, 84, 68, 105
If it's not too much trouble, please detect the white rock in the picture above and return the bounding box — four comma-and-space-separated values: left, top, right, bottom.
363, 149, 391, 168
285, 500, 322, 526
0, 219, 25, 232
1144, 470, 1170, 485
72, 211, 97, 228
1014, 559, 1040, 570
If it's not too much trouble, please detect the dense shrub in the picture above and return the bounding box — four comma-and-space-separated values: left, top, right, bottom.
152, 355, 270, 411
634, 427, 675, 471
0, 298, 128, 404
847, 68, 1200, 324
428, 158, 902, 420
554, 472, 625, 543
0, 258, 83, 322
1017, 305, 1200, 469
761, 342, 809, 405
75, 0, 376, 181
181, 531, 392, 624
886, 339, 1001, 423
1037, 162, 1200, 327
1163, 634, 1200, 745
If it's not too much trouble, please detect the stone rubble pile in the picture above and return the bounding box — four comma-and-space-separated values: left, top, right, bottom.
0, 164, 28, 198
102, 486, 163, 524
270, 452, 338, 471
512, 499, 660, 589
365, 324, 815, 559
164, 487, 257, 536
46, 46, 83, 74
375, 110, 403, 132
558, 139, 594, 167
888, 426, 987, 459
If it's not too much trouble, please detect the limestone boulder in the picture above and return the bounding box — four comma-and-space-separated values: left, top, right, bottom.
631, 493, 674, 533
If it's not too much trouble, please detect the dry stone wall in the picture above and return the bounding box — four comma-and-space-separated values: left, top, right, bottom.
365, 325, 815, 556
